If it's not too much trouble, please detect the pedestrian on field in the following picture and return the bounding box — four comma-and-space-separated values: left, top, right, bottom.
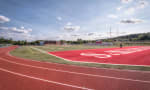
120, 43, 123, 48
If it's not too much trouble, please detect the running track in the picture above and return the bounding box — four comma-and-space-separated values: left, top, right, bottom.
0, 46, 150, 90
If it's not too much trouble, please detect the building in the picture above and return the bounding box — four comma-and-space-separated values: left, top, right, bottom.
40, 40, 64, 45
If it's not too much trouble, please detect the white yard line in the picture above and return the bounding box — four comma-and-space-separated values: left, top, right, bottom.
0, 57, 150, 84
0, 67, 92, 90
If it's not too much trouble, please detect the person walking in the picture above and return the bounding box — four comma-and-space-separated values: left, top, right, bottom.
120, 43, 123, 48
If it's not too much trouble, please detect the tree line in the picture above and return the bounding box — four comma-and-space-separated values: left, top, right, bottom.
0, 32, 149, 45
112, 32, 150, 41
0, 37, 40, 45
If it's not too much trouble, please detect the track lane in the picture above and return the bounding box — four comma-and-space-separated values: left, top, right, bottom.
1, 57, 150, 84
0, 57, 150, 90
0, 68, 88, 90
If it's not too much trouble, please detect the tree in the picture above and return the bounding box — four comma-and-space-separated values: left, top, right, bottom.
77, 38, 83, 44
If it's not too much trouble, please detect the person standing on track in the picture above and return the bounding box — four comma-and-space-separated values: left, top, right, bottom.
120, 43, 123, 48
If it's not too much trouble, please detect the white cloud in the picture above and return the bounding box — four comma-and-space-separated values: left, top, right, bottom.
138, 0, 148, 9
10, 27, 32, 34
64, 22, 80, 32
124, 7, 135, 15
120, 18, 143, 24
122, 0, 148, 16
66, 22, 72, 25
108, 14, 118, 19
0, 15, 10, 23
0, 26, 32, 34
121, 0, 133, 3
71, 34, 80, 37
86, 32, 95, 36
64, 25, 80, 31
56, 16, 62, 21
116, 6, 123, 11
0, 15, 34, 41
0, 26, 34, 41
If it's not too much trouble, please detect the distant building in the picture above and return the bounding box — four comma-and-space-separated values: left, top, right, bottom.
39, 41, 44, 46
86, 40, 113, 46
96, 40, 102, 44
39, 40, 64, 45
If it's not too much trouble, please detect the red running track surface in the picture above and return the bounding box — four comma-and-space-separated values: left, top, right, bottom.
49, 46, 150, 66
0, 46, 150, 90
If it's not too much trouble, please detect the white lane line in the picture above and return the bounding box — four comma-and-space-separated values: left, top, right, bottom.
0, 67, 93, 90
0, 57, 150, 84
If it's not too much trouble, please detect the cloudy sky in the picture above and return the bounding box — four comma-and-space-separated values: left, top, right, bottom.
0, 0, 150, 41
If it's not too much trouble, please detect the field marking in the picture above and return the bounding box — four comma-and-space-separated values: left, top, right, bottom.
81, 47, 150, 59
1, 57, 150, 84
105, 46, 150, 55
0, 67, 93, 90
80, 53, 111, 58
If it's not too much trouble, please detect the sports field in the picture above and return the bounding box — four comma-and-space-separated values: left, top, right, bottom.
49, 46, 150, 66
11, 45, 150, 71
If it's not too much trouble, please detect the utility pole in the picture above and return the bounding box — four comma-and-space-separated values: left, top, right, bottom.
109, 26, 112, 38
116, 26, 119, 42
116, 27, 119, 37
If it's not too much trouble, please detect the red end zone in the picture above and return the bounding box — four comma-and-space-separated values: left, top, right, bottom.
48, 46, 150, 66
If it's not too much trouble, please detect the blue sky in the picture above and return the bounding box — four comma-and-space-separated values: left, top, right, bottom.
0, 0, 150, 41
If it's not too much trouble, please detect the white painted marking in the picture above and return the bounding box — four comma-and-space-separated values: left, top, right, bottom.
80, 53, 111, 58
0, 57, 150, 84
105, 47, 150, 55
0, 67, 93, 90
30, 47, 49, 54
79, 47, 150, 58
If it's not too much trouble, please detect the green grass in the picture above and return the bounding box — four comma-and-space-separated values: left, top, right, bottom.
10, 45, 150, 71
34, 45, 117, 52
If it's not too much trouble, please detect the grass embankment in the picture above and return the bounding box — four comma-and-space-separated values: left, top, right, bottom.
10, 45, 150, 71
